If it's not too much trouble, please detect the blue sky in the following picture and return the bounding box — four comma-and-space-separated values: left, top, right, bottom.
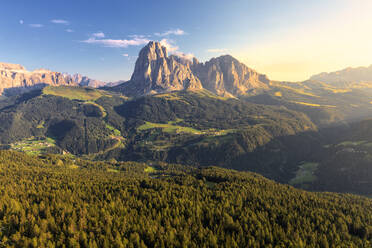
1, 0, 371, 82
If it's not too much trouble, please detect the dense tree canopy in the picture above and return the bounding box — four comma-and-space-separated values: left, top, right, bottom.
0, 151, 370, 247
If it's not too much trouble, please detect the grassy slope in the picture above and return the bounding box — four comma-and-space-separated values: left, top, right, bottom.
10, 137, 57, 155
137, 119, 202, 134
289, 162, 319, 186
43, 86, 108, 101
154, 89, 231, 101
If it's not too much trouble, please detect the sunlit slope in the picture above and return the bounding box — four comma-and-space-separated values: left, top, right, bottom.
42, 86, 110, 101
244, 80, 372, 126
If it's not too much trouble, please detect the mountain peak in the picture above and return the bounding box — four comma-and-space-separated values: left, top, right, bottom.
116, 41, 203, 96
113, 42, 270, 97
0, 62, 26, 71
139, 41, 168, 60
192, 54, 270, 96
215, 54, 235, 60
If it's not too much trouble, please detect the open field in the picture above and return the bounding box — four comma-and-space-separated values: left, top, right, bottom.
289, 162, 319, 186
137, 118, 237, 137
191, 89, 232, 100
10, 137, 57, 155
154, 92, 183, 101
137, 120, 202, 134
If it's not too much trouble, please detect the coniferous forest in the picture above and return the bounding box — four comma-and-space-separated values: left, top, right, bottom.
0, 151, 371, 248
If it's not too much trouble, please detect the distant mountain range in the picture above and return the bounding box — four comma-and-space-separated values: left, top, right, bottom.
0, 63, 76, 96
63, 73, 106, 88
2, 41, 372, 99
310, 64, 372, 84
0, 62, 106, 96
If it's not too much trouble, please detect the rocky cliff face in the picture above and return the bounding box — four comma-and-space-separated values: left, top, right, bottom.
0, 63, 25, 71
116, 41, 203, 96
0, 63, 77, 96
192, 55, 269, 97
114, 41, 270, 97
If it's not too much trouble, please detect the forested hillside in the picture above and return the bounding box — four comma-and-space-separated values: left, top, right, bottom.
1, 86, 372, 195
0, 151, 371, 247
0, 87, 316, 183
305, 119, 372, 196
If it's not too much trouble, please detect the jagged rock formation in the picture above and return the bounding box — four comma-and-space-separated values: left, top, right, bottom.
114, 41, 270, 97
0, 63, 25, 71
192, 55, 269, 97
115, 41, 203, 96
1, 42, 272, 98
0, 63, 77, 96
64, 74, 106, 88
310, 65, 372, 84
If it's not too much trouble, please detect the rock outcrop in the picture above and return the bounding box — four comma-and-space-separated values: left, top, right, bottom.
114, 41, 203, 96
192, 55, 269, 97
0, 63, 77, 96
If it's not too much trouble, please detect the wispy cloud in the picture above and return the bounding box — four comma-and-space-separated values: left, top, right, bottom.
19, 20, 24, 25
155, 28, 186, 36
128, 34, 148, 39
207, 48, 228, 53
160, 39, 179, 52
65, 29, 74, 33
51, 19, 69, 25
29, 24, 44, 28
122, 53, 129, 57
173, 51, 195, 61
82, 35, 149, 48
92, 32, 105, 38
173, 52, 195, 61
160, 39, 194, 61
